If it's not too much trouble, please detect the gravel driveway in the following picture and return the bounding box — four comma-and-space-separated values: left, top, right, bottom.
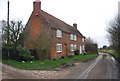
1, 63, 65, 79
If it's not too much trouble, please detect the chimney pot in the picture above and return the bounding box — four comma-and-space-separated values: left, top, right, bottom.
36, 0, 40, 2
73, 23, 77, 29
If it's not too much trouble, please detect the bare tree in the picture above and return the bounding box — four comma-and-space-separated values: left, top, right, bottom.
85, 37, 95, 44
85, 37, 98, 54
33, 30, 51, 60
23, 29, 51, 60
107, 16, 120, 55
1, 20, 7, 44
2, 20, 24, 45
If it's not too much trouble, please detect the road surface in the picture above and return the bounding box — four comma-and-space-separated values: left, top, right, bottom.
61, 53, 118, 79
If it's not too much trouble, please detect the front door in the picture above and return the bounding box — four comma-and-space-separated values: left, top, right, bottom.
63, 44, 67, 56
80, 45, 82, 54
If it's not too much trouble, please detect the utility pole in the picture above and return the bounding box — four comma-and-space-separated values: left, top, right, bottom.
7, 0, 10, 59
7, 0, 10, 44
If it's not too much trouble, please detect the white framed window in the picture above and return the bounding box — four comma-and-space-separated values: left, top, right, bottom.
70, 34, 73, 40
74, 45, 77, 51
82, 45, 85, 50
82, 38, 84, 42
56, 29, 62, 38
70, 44, 74, 51
57, 44, 62, 52
74, 35, 77, 41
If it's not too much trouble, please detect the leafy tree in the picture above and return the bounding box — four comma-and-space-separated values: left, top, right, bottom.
103, 45, 107, 49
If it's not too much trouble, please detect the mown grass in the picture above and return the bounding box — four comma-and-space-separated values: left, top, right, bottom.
2, 54, 98, 70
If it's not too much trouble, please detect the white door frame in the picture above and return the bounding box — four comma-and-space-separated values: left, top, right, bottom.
80, 45, 82, 54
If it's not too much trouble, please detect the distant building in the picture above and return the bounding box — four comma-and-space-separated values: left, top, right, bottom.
23, 0, 85, 59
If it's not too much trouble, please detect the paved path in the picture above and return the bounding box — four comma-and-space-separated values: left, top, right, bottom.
2, 63, 62, 79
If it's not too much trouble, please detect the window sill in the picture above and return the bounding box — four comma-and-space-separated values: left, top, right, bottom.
70, 39, 77, 41
57, 51, 62, 53
57, 36, 62, 38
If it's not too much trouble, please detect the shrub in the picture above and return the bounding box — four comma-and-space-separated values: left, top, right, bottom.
2, 44, 16, 59
3, 43, 14, 50
67, 54, 74, 58
74, 50, 80, 55
17, 45, 34, 61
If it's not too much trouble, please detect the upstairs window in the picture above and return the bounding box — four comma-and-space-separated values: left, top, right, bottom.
82, 38, 85, 42
74, 35, 77, 41
70, 44, 74, 51
57, 44, 62, 52
70, 34, 77, 41
70, 34, 73, 40
56, 29, 62, 38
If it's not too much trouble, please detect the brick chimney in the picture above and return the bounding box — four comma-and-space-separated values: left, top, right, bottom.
73, 23, 77, 29
33, 0, 41, 12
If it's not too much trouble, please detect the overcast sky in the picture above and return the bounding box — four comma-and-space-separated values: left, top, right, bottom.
0, 0, 119, 48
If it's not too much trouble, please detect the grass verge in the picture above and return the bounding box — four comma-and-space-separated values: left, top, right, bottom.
2, 54, 98, 70
99, 50, 119, 61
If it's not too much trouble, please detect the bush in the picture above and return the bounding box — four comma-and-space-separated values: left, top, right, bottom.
74, 50, 80, 55
2, 44, 18, 60
67, 54, 74, 58
3, 43, 14, 50
17, 45, 34, 61
2, 44, 34, 61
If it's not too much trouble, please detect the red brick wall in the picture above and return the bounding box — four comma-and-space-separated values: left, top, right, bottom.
24, 11, 50, 49
50, 28, 85, 59
24, 12, 85, 59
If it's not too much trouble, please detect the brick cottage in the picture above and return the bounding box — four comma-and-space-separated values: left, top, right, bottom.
23, 0, 85, 59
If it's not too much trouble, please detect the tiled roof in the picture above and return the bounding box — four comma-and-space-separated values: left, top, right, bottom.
40, 10, 84, 37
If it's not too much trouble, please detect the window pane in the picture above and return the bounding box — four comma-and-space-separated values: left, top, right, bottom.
57, 44, 62, 52
70, 44, 74, 51
74, 35, 77, 40
82, 38, 84, 42
74, 45, 77, 51
57, 45, 60, 51
70, 34, 73, 40
57, 30, 62, 37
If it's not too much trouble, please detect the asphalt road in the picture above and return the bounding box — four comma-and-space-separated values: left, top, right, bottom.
62, 53, 118, 79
